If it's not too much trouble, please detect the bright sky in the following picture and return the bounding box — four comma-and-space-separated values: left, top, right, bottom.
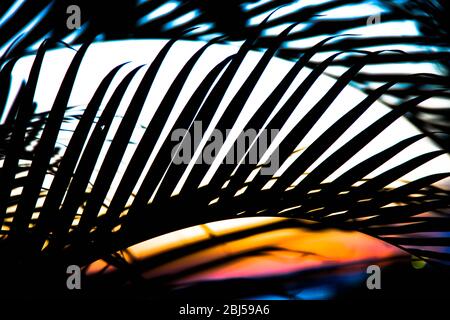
4, 39, 450, 208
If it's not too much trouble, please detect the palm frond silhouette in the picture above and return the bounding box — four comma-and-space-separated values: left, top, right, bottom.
1, 0, 449, 149
0, 0, 449, 299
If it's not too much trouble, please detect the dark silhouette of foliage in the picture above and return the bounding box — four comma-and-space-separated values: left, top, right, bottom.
0, 0, 449, 298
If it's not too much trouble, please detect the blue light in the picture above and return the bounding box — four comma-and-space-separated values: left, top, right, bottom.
295, 286, 335, 300
0, 1, 53, 56
137, 1, 180, 27
164, 10, 200, 30
0, 0, 25, 29
60, 22, 90, 46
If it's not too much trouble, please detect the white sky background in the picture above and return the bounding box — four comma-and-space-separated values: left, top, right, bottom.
2, 0, 450, 210
5, 39, 450, 202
